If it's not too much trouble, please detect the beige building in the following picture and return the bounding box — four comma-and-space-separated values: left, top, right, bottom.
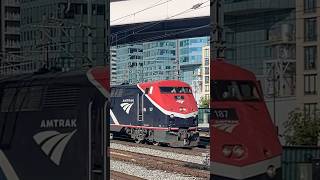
201, 45, 210, 101
0, 0, 20, 54
296, 0, 320, 117
0, 0, 21, 75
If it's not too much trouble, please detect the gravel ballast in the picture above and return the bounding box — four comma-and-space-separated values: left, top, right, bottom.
111, 160, 203, 180
110, 143, 208, 165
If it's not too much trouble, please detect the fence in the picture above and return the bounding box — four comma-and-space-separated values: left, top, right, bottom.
197, 108, 210, 127
282, 146, 320, 180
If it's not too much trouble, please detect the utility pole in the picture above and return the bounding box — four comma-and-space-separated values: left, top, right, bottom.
273, 64, 277, 126
88, 0, 93, 66
105, 0, 110, 66
211, 0, 224, 60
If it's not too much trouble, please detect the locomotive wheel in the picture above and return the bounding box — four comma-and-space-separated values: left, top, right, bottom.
132, 129, 146, 144
135, 139, 144, 144
152, 142, 160, 146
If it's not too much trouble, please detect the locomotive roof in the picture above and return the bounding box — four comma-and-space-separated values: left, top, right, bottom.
139, 80, 190, 87
211, 59, 256, 81
111, 80, 191, 88
0, 66, 109, 87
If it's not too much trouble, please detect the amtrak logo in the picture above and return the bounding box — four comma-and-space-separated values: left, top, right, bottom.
120, 102, 134, 114
120, 99, 134, 114
33, 130, 77, 166
213, 121, 239, 133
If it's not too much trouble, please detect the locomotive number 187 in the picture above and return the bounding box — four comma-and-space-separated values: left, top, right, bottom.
211, 108, 238, 120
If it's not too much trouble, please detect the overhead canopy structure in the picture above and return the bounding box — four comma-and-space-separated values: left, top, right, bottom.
110, 0, 210, 45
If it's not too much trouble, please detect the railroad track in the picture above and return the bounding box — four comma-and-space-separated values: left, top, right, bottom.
111, 170, 144, 180
110, 148, 210, 179
111, 139, 209, 156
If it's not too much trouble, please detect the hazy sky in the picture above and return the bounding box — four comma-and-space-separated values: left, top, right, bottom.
110, 0, 209, 26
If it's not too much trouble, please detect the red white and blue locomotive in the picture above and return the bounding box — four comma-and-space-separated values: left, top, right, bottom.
210, 59, 282, 180
110, 80, 199, 147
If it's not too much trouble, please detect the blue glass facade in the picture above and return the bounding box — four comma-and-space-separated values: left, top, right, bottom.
115, 44, 143, 84
143, 40, 177, 82
179, 37, 209, 87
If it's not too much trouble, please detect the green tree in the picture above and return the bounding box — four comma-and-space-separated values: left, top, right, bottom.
199, 96, 209, 108
283, 108, 320, 146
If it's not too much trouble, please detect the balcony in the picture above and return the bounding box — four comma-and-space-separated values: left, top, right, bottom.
0, 61, 37, 76
3, 0, 20, 7
224, 0, 295, 15
5, 12, 20, 21
5, 27, 20, 35
5, 40, 20, 49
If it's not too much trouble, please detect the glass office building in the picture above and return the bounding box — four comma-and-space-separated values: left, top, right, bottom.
115, 44, 143, 84
179, 36, 209, 103
143, 40, 178, 82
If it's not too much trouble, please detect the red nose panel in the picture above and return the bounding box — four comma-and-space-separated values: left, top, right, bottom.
87, 66, 110, 97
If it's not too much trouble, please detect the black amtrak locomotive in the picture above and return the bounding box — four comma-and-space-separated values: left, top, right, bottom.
110, 80, 199, 147
0, 67, 109, 180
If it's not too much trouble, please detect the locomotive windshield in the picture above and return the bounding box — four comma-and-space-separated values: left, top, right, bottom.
160, 87, 192, 94
211, 80, 261, 101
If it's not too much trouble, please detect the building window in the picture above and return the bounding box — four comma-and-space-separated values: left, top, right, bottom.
304, 46, 317, 70
304, 103, 317, 119
304, 74, 317, 95
205, 67, 209, 75
304, 18, 317, 41
205, 85, 209, 92
205, 76, 209, 84
205, 58, 209, 66
204, 49, 209, 57
304, 0, 316, 13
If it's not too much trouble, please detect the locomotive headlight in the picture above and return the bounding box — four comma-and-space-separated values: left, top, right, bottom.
266, 165, 276, 178
222, 146, 233, 157
179, 107, 186, 112
170, 114, 174, 118
232, 145, 245, 158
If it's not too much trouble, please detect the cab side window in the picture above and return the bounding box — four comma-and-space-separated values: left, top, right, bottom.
145, 88, 150, 94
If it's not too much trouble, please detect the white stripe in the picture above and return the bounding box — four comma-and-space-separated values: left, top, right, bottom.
126, 103, 134, 114
137, 84, 198, 118
210, 155, 281, 179
110, 110, 120, 125
150, 86, 153, 94
0, 150, 19, 180
41, 134, 67, 155
86, 68, 110, 98
50, 130, 77, 166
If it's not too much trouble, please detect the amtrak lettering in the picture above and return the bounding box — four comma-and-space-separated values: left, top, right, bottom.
40, 119, 77, 128
122, 99, 134, 103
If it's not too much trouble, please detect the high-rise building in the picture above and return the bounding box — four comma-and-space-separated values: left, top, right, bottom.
143, 40, 178, 82
223, 0, 296, 98
296, 0, 319, 117
0, 0, 21, 75
178, 36, 209, 103
115, 44, 143, 84
110, 47, 117, 86
201, 46, 210, 101
20, 0, 106, 71
0, 0, 20, 54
